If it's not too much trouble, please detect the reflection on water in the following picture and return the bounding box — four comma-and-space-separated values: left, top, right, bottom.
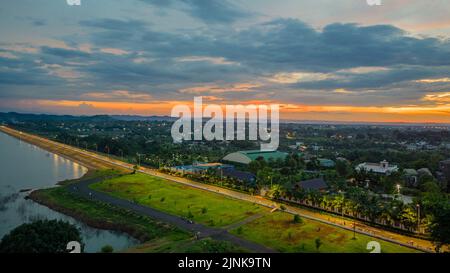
0, 132, 138, 252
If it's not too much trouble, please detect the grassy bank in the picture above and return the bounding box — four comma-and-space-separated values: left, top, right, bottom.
30, 171, 247, 253
230, 212, 421, 253
31, 185, 189, 243
91, 173, 266, 227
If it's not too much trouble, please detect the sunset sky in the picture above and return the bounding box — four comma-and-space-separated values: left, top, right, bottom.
1, 0, 450, 123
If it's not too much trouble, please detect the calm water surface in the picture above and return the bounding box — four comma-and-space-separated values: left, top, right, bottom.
0, 131, 138, 252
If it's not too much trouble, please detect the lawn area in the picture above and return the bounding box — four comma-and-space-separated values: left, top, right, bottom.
126, 237, 248, 253
230, 212, 421, 253
90, 173, 265, 227
31, 184, 190, 243
32, 175, 249, 253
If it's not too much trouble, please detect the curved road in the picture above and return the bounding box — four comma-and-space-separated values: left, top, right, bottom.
68, 176, 276, 253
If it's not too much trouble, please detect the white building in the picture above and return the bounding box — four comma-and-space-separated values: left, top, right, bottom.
355, 160, 398, 175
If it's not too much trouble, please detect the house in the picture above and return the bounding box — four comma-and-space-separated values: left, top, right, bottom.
222, 150, 288, 165
294, 178, 328, 192
355, 160, 398, 175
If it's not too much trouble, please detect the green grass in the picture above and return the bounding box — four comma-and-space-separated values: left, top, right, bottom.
32, 179, 248, 253
32, 185, 190, 243
230, 212, 421, 253
90, 173, 265, 227
127, 237, 248, 253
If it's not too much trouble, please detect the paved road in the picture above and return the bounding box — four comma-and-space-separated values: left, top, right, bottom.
0, 126, 434, 252
68, 176, 277, 253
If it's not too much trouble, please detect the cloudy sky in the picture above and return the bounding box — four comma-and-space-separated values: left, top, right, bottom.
1, 0, 450, 122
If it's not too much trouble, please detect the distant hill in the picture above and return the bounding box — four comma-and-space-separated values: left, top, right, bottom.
0, 112, 112, 123
110, 115, 176, 122
0, 112, 175, 123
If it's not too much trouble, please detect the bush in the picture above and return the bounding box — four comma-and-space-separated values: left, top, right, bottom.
160, 197, 165, 202
293, 214, 303, 224
101, 245, 114, 253
236, 227, 243, 235
187, 211, 194, 219
315, 238, 322, 251
201, 207, 208, 214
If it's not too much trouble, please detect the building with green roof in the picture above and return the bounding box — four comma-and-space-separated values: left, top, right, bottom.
222, 150, 288, 165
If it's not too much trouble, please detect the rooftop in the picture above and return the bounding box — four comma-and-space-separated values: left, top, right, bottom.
356, 160, 399, 174
295, 178, 328, 191
223, 150, 288, 164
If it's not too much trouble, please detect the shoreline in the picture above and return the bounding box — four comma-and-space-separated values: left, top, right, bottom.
0, 126, 148, 244
28, 185, 152, 243
0, 126, 127, 171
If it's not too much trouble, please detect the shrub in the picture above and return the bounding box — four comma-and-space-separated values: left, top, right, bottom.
187, 211, 194, 219
236, 227, 243, 235
315, 238, 322, 251
101, 245, 114, 253
293, 214, 303, 224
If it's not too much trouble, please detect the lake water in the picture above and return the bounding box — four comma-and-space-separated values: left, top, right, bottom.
0, 131, 138, 252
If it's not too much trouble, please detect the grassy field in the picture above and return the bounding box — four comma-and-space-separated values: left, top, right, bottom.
31, 185, 190, 243
90, 173, 265, 227
230, 212, 421, 253
127, 237, 248, 253
31, 177, 248, 253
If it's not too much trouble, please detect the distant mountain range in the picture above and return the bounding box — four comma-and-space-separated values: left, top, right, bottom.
0, 112, 176, 123
0, 112, 449, 127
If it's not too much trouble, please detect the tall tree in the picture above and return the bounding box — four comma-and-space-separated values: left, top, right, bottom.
0, 220, 83, 253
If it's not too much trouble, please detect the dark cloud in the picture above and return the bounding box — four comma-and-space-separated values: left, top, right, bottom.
41, 46, 90, 59
140, 0, 250, 24
0, 55, 62, 86
2, 17, 450, 106
79, 18, 148, 31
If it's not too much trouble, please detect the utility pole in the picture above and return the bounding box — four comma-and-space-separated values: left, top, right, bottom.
352, 221, 356, 240
339, 190, 345, 224
137, 153, 145, 166
417, 203, 421, 233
